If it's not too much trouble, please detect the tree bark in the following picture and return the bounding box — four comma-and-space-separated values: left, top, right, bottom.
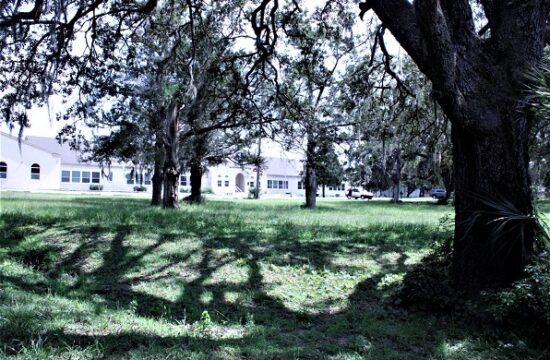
439, 162, 453, 205
151, 137, 164, 206
305, 163, 317, 208
304, 134, 317, 209
162, 101, 180, 209
451, 104, 534, 291
391, 148, 401, 203
188, 160, 204, 203
254, 135, 262, 199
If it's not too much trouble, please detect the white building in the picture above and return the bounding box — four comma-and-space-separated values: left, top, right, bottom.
1, 132, 350, 197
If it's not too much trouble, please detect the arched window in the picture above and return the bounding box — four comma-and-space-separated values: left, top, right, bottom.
31, 163, 40, 180
0, 162, 7, 179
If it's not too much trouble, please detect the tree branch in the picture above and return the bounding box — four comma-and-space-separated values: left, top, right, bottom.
0, 0, 44, 28
359, 0, 429, 75
414, 0, 456, 94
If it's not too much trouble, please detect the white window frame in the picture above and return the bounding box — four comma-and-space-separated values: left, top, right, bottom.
82, 171, 90, 183
61, 170, 70, 182
0, 162, 7, 179
31, 163, 41, 180
92, 172, 101, 184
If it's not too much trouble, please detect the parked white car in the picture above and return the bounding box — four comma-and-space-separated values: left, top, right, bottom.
346, 188, 374, 200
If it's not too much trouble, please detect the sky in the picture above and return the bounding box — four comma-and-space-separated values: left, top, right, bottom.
1, 1, 400, 161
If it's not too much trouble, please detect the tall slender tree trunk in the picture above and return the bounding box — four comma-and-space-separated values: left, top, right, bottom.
255, 135, 262, 199
304, 133, 317, 209
440, 162, 453, 205
162, 102, 180, 209
151, 137, 164, 206
322, 184, 326, 198
188, 160, 204, 203
391, 148, 401, 203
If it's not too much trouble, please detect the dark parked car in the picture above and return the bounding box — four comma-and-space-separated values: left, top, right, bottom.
429, 188, 447, 199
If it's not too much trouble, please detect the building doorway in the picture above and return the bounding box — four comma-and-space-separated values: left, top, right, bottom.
235, 173, 245, 193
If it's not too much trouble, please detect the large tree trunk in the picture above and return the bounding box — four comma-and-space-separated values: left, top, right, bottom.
162, 101, 180, 209
305, 163, 317, 208
304, 133, 317, 209
163, 165, 179, 208
188, 160, 204, 203
451, 103, 534, 292
363, 0, 546, 293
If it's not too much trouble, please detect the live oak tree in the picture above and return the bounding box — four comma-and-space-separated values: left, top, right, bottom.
315, 132, 345, 198
339, 51, 453, 203
0, 0, 160, 132
360, 0, 550, 292
279, 2, 359, 209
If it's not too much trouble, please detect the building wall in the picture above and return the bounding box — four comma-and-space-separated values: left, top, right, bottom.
58, 164, 142, 192
2, 133, 356, 197
1, 134, 61, 190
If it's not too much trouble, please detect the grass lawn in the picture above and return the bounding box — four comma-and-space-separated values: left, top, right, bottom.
0, 192, 548, 359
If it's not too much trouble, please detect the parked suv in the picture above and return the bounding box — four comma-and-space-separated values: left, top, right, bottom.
346, 188, 374, 200
429, 188, 447, 199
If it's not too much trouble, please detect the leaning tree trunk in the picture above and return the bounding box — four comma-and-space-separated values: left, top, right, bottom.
304, 133, 317, 209
188, 160, 204, 203
162, 101, 180, 209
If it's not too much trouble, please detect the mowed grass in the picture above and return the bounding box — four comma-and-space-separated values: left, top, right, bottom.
0, 192, 547, 359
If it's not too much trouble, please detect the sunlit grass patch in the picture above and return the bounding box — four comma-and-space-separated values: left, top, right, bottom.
0, 192, 548, 359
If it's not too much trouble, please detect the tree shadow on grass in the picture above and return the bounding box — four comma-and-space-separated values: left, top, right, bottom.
0, 198, 509, 359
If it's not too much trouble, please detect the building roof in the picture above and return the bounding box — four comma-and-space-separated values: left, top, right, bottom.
24, 136, 88, 165
21, 135, 125, 167
264, 157, 303, 177
1, 132, 60, 158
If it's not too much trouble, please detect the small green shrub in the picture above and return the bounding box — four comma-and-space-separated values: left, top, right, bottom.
487, 252, 550, 347
89, 184, 103, 191
248, 187, 259, 198
198, 310, 212, 333
202, 188, 214, 194
133, 186, 147, 192
179, 187, 190, 193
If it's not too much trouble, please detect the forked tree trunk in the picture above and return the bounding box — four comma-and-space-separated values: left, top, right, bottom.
188, 160, 204, 203
162, 101, 180, 209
